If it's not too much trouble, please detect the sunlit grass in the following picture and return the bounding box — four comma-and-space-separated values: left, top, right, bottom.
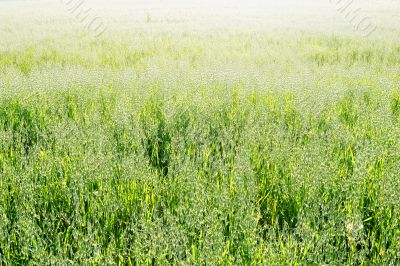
0, 1, 400, 264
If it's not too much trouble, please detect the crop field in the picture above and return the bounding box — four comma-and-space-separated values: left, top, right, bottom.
0, 0, 400, 264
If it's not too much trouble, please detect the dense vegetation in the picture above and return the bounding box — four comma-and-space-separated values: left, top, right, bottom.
1, 8, 400, 264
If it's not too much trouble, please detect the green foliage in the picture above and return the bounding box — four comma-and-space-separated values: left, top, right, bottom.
139, 99, 172, 177
0, 99, 52, 155
0, 32, 400, 265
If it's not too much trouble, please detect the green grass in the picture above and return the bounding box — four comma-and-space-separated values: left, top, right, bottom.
1, 4, 400, 263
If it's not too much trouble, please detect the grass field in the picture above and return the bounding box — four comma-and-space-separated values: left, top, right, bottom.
1, 0, 400, 264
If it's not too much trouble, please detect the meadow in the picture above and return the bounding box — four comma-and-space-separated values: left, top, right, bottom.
0, 0, 400, 264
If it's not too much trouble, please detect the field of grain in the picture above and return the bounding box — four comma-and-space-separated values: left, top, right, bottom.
0, 0, 400, 264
